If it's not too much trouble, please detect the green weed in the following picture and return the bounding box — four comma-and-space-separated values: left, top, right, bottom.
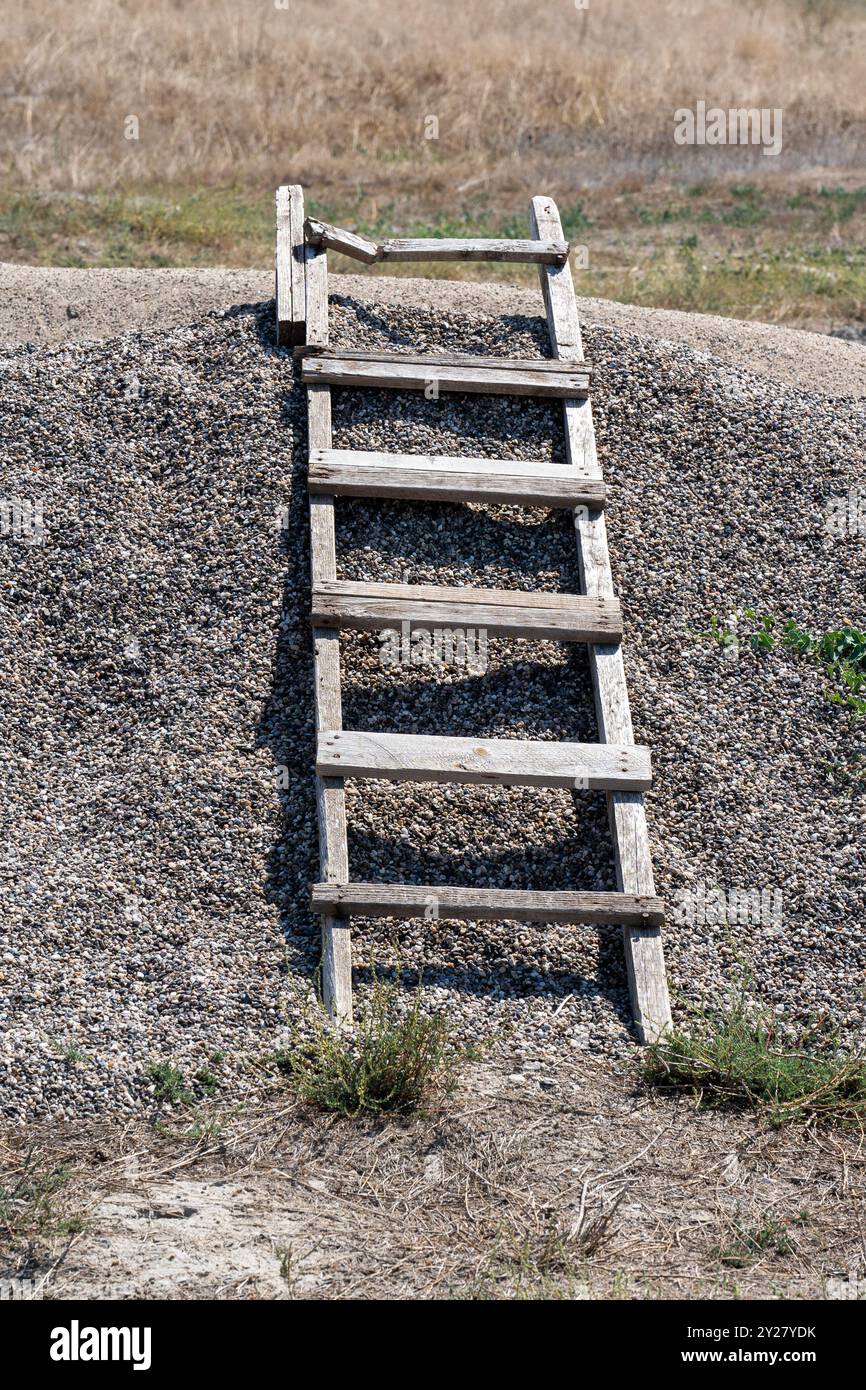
644, 989, 866, 1126
146, 1061, 193, 1105
276, 973, 472, 1118
717, 1210, 794, 1267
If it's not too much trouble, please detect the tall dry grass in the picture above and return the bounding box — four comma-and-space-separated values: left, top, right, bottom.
2, 0, 864, 205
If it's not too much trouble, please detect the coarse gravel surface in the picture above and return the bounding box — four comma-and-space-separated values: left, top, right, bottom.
1, 284, 864, 1123
4, 262, 865, 398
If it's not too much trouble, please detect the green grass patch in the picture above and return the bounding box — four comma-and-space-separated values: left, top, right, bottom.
0, 187, 273, 267
0, 186, 594, 269
325, 199, 591, 242
3, 178, 864, 328
644, 993, 866, 1126
620, 241, 865, 320
276, 973, 473, 1118
787, 184, 866, 223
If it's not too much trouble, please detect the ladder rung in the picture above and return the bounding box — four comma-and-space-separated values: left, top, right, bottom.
312, 581, 622, 643
301, 225, 570, 266
308, 449, 606, 509
378, 238, 569, 265
302, 347, 584, 372
317, 731, 651, 790
301, 350, 591, 399
311, 881, 665, 927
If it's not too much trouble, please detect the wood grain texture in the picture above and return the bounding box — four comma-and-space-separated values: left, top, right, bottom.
530, 193, 672, 1043
307, 448, 606, 508
378, 237, 569, 264
304, 217, 380, 264
304, 237, 329, 349
288, 185, 306, 347
317, 731, 652, 791
302, 352, 590, 398
305, 289, 351, 1020
312, 881, 665, 927
301, 348, 585, 372
315, 579, 607, 610
275, 185, 293, 347
311, 581, 622, 643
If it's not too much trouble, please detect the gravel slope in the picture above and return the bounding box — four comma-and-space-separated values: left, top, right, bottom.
0, 284, 864, 1122
3, 262, 865, 397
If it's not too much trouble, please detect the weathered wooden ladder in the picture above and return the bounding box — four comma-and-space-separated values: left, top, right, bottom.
276, 186, 672, 1043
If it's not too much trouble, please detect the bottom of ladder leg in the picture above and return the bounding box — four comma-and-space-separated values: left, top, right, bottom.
623, 923, 671, 1045
321, 916, 353, 1024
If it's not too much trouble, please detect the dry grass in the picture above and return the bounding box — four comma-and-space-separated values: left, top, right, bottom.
2, 0, 864, 199
3, 1055, 865, 1300
2, 2, 865, 328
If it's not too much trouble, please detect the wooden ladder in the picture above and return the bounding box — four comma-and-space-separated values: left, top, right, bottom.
276, 186, 672, 1044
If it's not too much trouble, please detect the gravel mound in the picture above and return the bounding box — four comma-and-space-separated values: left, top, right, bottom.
1, 292, 864, 1122
4, 262, 865, 398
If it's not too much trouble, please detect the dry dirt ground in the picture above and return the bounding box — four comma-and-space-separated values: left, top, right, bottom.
1, 267, 864, 1301
4, 1056, 866, 1302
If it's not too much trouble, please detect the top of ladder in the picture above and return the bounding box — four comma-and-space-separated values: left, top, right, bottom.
276, 191, 572, 345
305, 216, 570, 265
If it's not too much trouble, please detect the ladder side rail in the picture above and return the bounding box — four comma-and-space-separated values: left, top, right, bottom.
529, 195, 672, 1044
304, 227, 353, 1023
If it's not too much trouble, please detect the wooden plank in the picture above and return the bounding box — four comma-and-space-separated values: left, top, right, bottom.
316, 579, 604, 610
275, 186, 294, 347
312, 581, 622, 643
530, 193, 672, 1044
301, 348, 579, 373
305, 217, 380, 265
302, 353, 590, 398
307, 449, 606, 508
275, 184, 307, 347
317, 731, 651, 791
379, 238, 569, 265
312, 882, 665, 927
304, 229, 352, 1023
304, 230, 329, 348
312, 447, 597, 475
288, 185, 307, 347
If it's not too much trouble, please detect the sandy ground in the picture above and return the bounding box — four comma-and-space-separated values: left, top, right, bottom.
2, 262, 865, 399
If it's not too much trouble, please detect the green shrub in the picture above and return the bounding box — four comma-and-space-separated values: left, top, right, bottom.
276, 974, 470, 1118
644, 993, 866, 1126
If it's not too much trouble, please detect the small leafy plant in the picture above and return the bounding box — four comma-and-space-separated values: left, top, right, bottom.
702, 614, 740, 651
703, 610, 866, 715
146, 1061, 192, 1105
769, 619, 866, 713
276, 973, 471, 1118
644, 988, 866, 1126
821, 749, 866, 792
745, 610, 777, 653
146, 1059, 224, 1105
193, 1068, 219, 1097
